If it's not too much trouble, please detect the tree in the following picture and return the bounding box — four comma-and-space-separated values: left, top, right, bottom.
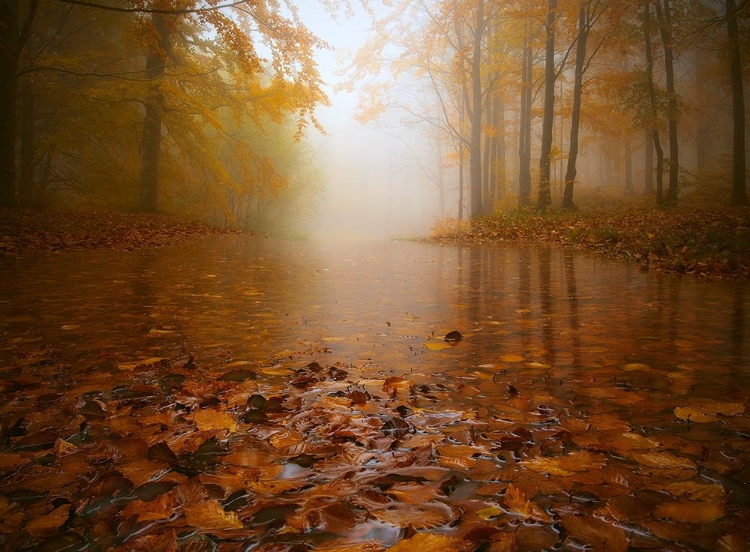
654, 0, 678, 205
535, 0, 557, 210
727, 0, 748, 206
643, 0, 665, 205
0, 0, 39, 207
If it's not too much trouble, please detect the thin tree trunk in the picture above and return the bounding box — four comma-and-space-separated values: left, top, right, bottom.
644, 0, 664, 206
497, 96, 506, 200
138, 14, 171, 212
644, 131, 654, 195
469, 0, 485, 218
19, 78, 34, 206
624, 138, 635, 195
536, 0, 557, 211
518, 22, 532, 206
483, 94, 493, 213
562, 3, 587, 210
654, 0, 678, 206
727, 0, 748, 205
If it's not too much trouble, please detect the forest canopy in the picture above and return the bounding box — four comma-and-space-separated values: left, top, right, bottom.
351, 0, 750, 219
0, 0, 336, 231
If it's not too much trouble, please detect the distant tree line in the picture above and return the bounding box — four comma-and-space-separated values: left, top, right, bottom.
0, 0, 331, 231
352, 0, 750, 218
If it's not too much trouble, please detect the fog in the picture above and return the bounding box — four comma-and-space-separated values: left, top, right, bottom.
297, 4, 442, 241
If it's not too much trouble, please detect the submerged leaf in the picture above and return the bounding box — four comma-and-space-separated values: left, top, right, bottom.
503, 483, 551, 523
193, 409, 237, 433
184, 500, 243, 530
560, 513, 629, 552
386, 532, 472, 551
24, 504, 71, 536
674, 402, 745, 423
654, 500, 724, 523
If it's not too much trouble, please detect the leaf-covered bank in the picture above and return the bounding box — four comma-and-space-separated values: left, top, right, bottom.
430, 208, 750, 279
0, 210, 242, 254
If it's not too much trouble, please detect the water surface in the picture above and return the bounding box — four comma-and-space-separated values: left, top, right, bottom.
1, 237, 748, 550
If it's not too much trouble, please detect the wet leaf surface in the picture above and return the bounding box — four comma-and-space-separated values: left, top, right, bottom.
0, 238, 749, 550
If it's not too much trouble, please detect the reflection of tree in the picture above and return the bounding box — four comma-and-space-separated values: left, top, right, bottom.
563, 250, 582, 368
518, 247, 531, 355
538, 247, 556, 366
731, 285, 746, 366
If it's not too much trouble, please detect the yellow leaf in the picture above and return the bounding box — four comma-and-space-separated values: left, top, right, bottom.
425, 341, 451, 350
184, 500, 243, 530
61, 324, 80, 330
193, 409, 237, 433
477, 506, 504, 520
148, 329, 174, 336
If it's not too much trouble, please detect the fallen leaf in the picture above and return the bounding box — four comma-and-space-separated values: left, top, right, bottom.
24, 504, 71, 536
560, 513, 629, 552
654, 500, 724, 523
503, 483, 551, 522
193, 409, 237, 433
386, 532, 472, 551
184, 500, 243, 530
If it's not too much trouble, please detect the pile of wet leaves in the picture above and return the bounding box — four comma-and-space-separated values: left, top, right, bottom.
0, 209, 240, 254
2, 343, 750, 551
431, 207, 750, 279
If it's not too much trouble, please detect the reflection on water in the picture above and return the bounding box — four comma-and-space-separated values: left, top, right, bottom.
1, 235, 749, 404
1, 236, 750, 549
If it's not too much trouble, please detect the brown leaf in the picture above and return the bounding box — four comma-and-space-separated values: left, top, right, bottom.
654, 501, 724, 523
386, 532, 473, 551
126, 528, 178, 552
560, 513, 629, 552
24, 504, 71, 536
371, 502, 458, 529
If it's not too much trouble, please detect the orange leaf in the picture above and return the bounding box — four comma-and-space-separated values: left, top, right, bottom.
184, 500, 243, 530
193, 409, 237, 433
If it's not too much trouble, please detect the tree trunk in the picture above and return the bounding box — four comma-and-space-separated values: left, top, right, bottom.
644, 0, 664, 206
138, 14, 171, 212
624, 138, 635, 195
654, 0, 678, 206
0, 1, 20, 208
644, 131, 654, 195
0, 0, 38, 209
469, 0, 485, 218
19, 78, 34, 206
518, 22, 533, 206
727, 0, 748, 206
536, 0, 557, 211
483, 93, 493, 213
562, 3, 587, 211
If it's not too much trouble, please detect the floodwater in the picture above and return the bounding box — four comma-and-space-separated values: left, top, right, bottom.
1, 236, 749, 551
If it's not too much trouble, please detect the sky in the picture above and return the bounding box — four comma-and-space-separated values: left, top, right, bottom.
294, 2, 439, 240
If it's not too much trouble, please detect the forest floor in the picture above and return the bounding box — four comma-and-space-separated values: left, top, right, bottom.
430, 197, 750, 279
0, 209, 241, 254
2, 204, 749, 279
